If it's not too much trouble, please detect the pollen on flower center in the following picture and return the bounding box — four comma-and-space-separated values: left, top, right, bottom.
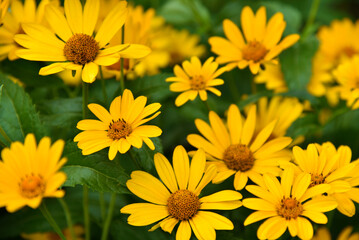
19, 174, 46, 199
242, 41, 268, 62
310, 173, 326, 187
190, 75, 206, 90
167, 189, 201, 220
277, 197, 303, 220
64, 33, 99, 65
107, 119, 132, 140
223, 144, 255, 172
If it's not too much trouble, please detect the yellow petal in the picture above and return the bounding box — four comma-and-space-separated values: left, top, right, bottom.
64, 0, 83, 34
296, 217, 314, 240
197, 211, 233, 230
241, 6, 255, 42
244, 211, 277, 226
82, 62, 99, 83
88, 103, 112, 124
82, 0, 99, 35
173, 145, 190, 189
227, 104, 242, 144
200, 190, 242, 202
189, 214, 216, 240
45, 4, 73, 42
257, 216, 287, 240
223, 19, 245, 48
194, 164, 217, 195
154, 153, 178, 193
119, 44, 151, 59
241, 105, 256, 145
176, 220, 191, 240
121, 203, 168, 226
200, 201, 242, 210
188, 149, 206, 191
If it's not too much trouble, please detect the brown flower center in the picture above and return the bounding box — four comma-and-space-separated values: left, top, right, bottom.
107, 119, 132, 140
190, 75, 206, 90
19, 174, 46, 198
242, 41, 268, 62
223, 144, 255, 172
167, 189, 201, 220
64, 33, 99, 65
277, 197, 303, 220
310, 173, 326, 187
342, 46, 357, 58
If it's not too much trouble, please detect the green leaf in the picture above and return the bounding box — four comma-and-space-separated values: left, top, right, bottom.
159, 0, 193, 25
0, 73, 46, 144
280, 36, 319, 92
62, 142, 130, 194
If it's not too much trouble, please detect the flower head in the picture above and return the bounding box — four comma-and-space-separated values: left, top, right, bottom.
187, 104, 292, 190
121, 146, 242, 240
14, 0, 151, 83
166, 56, 227, 107
209, 6, 300, 74
312, 226, 359, 240
0, 0, 9, 25
243, 167, 337, 240
0, 134, 67, 212
74, 89, 162, 160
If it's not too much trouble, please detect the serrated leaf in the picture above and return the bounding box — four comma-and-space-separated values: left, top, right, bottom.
62, 142, 130, 194
280, 36, 319, 91
0, 73, 46, 144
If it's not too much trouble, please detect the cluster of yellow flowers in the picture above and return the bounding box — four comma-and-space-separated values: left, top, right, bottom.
0, 1, 358, 240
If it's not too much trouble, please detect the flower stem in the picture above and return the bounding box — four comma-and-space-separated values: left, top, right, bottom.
83, 185, 90, 240
203, 100, 211, 112
99, 192, 106, 222
101, 193, 117, 240
120, 26, 125, 93
302, 0, 321, 39
100, 67, 107, 104
39, 202, 66, 240
82, 82, 89, 119
58, 198, 77, 240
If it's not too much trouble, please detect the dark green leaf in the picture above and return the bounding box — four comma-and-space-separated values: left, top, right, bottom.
62, 142, 130, 194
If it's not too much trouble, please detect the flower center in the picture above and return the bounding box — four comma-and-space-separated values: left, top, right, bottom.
277, 197, 303, 220
64, 33, 99, 65
310, 173, 326, 187
242, 41, 268, 62
107, 119, 132, 140
190, 75, 206, 90
167, 189, 201, 220
19, 174, 46, 199
342, 46, 357, 58
223, 144, 255, 172
106, 59, 130, 71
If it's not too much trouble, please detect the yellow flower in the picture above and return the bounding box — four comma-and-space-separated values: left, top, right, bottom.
121, 146, 242, 240
332, 55, 359, 109
286, 142, 358, 217
0, 0, 58, 61
166, 56, 227, 107
0, 0, 9, 25
312, 226, 359, 240
0, 134, 67, 213
14, 0, 151, 83
187, 104, 292, 190
74, 89, 162, 160
209, 6, 300, 74
254, 62, 288, 93
243, 167, 337, 240
21, 225, 84, 240
101, 4, 170, 79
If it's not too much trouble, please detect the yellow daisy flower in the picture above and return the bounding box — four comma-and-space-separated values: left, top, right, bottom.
121, 146, 242, 240
0, 0, 58, 61
312, 226, 359, 240
243, 167, 337, 240
332, 55, 359, 109
208, 6, 300, 74
0, 0, 9, 25
0, 134, 67, 213
254, 62, 288, 93
14, 0, 151, 83
74, 89, 162, 160
187, 104, 292, 190
166, 56, 227, 107
21, 225, 84, 240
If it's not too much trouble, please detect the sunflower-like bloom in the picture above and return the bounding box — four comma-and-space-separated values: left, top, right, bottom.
14, 0, 150, 83
0, 0, 58, 61
74, 89, 162, 160
254, 62, 288, 93
243, 167, 337, 240
121, 146, 242, 240
0, 0, 9, 25
313, 226, 359, 240
22, 225, 84, 240
285, 142, 359, 217
209, 6, 300, 74
332, 55, 359, 109
166, 56, 227, 107
0, 134, 67, 212
187, 104, 292, 190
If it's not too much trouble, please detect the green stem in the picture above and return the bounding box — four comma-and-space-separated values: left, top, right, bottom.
120, 26, 125, 93
100, 67, 107, 104
302, 0, 321, 39
58, 198, 77, 240
203, 100, 211, 112
82, 82, 89, 119
0, 126, 11, 144
99, 192, 106, 222
83, 185, 90, 240
39, 203, 66, 240
101, 193, 117, 240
